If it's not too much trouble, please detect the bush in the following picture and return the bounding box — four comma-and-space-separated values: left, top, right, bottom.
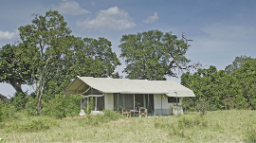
11, 92, 26, 111
42, 94, 82, 119
25, 96, 39, 116
83, 97, 94, 115
196, 98, 208, 116
178, 116, 207, 129
244, 126, 256, 143
0, 100, 16, 122
6, 117, 59, 132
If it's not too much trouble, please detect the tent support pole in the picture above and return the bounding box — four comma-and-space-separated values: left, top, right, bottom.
161, 94, 162, 116
117, 93, 119, 110
95, 96, 97, 111
143, 94, 146, 108
122, 94, 125, 108
133, 94, 135, 110
80, 98, 82, 110
103, 93, 105, 110
87, 97, 89, 109
147, 94, 149, 111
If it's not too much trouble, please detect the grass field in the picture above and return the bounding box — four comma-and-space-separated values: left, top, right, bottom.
0, 110, 256, 142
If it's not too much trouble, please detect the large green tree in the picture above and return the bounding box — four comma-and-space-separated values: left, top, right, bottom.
18, 11, 73, 111
119, 30, 199, 80
16, 10, 120, 111
43, 37, 121, 97
225, 55, 253, 74
68, 37, 121, 78
0, 43, 35, 96
181, 66, 246, 111
233, 58, 256, 109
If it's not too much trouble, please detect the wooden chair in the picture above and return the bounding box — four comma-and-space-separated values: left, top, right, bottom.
139, 107, 147, 117
122, 108, 131, 118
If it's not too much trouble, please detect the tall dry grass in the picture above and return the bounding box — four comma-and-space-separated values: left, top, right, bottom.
0, 110, 256, 142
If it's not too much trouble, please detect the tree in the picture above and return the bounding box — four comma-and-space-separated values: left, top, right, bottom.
18, 10, 72, 111
68, 37, 121, 78
1, 10, 121, 112
0, 43, 35, 96
233, 58, 256, 109
43, 37, 121, 97
225, 55, 253, 74
181, 65, 246, 110
119, 30, 199, 80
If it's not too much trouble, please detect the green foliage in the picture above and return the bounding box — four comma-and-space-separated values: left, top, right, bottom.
6, 118, 59, 132
0, 100, 16, 122
83, 97, 94, 115
182, 57, 256, 111
233, 58, 256, 109
25, 96, 38, 116
11, 93, 26, 111
244, 126, 256, 143
177, 116, 207, 129
196, 98, 208, 116
225, 55, 253, 74
0, 137, 3, 143
119, 30, 197, 80
42, 94, 82, 119
0, 44, 33, 96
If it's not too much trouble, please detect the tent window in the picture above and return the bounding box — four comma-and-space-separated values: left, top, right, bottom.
113, 93, 134, 110
135, 94, 154, 114
124, 94, 133, 109
97, 96, 104, 111
168, 97, 179, 103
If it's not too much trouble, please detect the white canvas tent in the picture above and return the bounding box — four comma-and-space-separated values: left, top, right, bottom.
0, 93, 9, 103
64, 76, 195, 116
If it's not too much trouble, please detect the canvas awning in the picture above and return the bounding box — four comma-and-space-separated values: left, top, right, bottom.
65, 76, 196, 97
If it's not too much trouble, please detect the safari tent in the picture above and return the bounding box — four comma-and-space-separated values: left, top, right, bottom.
64, 76, 195, 116
0, 93, 9, 103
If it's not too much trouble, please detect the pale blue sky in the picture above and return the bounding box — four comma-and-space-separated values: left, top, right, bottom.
0, 0, 255, 97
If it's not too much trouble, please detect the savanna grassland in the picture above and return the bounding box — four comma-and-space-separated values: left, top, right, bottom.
1, 110, 256, 142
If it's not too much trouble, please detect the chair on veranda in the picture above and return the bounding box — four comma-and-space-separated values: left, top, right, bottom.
121, 108, 131, 118
139, 107, 147, 117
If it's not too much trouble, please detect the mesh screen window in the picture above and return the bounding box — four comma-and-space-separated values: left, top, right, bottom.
168, 97, 179, 103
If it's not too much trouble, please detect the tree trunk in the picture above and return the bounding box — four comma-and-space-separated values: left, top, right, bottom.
36, 73, 45, 112
10, 81, 26, 96
36, 57, 51, 112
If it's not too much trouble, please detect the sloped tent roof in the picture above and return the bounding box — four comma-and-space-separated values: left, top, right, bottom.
65, 76, 196, 97
0, 93, 9, 103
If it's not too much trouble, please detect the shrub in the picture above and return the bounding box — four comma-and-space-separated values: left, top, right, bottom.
65, 94, 83, 117
0, 137, 3, 143
196, 98, 208, 116
42, 94, 82, 119
178, 116, 207, 129
0, 100, 16, 122
11, 94, 26, 111
6, 117, 59, 132
244, 126, 256, 143
25, 96, 39, 116
83, 97, 94, 115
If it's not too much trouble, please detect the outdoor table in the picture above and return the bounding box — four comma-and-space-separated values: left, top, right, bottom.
130, 110, 139, 117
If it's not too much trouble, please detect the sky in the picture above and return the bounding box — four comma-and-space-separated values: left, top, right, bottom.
0, 0, 255, 97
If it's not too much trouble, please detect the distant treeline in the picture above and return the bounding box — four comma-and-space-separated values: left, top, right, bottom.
181, 56, 256, 111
